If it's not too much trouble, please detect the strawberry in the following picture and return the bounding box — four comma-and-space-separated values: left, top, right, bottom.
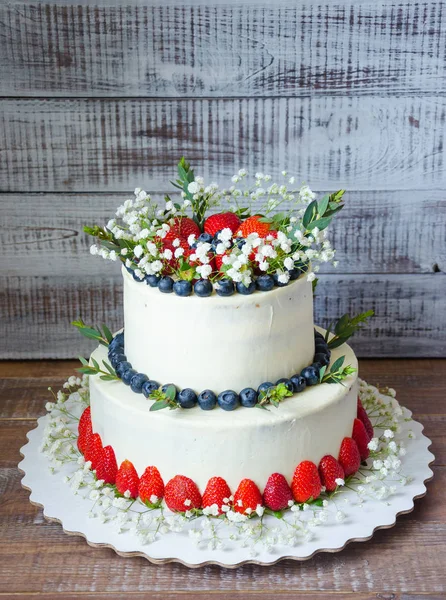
77, 406, 92, 454
84, 432, 103, 470
204, 212, 241, 237
115, 460, 140, 498
164, 216, 201, 242
357, 397, 374, 441
263, 473, 293, 511
95, 445, 118, 484
318, 455, 345, 492
236, 215, 273, 239
233, 479, 263, 515
164, 475, 202, 512
138, 466, 165, 506
352, 418, 370, 460
338, 437, 361, 477
291, 461, 322, 503
202, 476, 231, 514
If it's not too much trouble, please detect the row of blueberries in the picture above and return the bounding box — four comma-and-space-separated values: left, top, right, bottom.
126, 263, 307, 297
106, 330, 332, 411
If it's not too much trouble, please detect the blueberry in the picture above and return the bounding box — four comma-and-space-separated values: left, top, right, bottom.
272, 273, 289, 288
290, 374, 307, 393
275, 378, 294, 393
109, 332, 124, 352
218, 390, 239, 411
315, 340, 329, 353
197, 389, 217, 410
301, 366, 319, 386
314, 331, 325, 341
236, 281, 256, 295
288, 268, 300, 281
198, 232, 213, 244
173, 280, 192, 297
142, 380, 160, 398
256, 275, 274, 292
194, 279, 213, 297
145, 274, 160, 287
312, 362, 322, 373
109, 352, 127, 368
115, 361, 132, 378
240, 387, 258, 407
216, 278, 235, 297
234, 237, 246, 249
122, 368, 137, 386
178, 388, 198, 408
130, 372, 149, 393
314, 352, 330, 366
161, 383, 177, 398
258, 381, 274, 394
158, 276, 174, 293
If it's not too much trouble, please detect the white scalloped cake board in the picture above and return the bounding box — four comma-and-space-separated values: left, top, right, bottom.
19, 397, 434, 568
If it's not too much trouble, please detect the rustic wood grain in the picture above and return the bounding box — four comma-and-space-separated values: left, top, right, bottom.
1, 1, 444, 98
2, 190, 445, 276
1, 273, 444, 359
1, 96, 444, 193
0, 359, 443, 594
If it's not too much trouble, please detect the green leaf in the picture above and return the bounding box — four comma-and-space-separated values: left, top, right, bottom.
327, 336, 350, 349
317, 194, 330, 216
302, 200, 318, 229
318, 365, 327, 381
149, 400, 171, 411
164, 385, 177, 402
307, 216, 332, 231
78, 356, 89, 366
77, 367, 98, 375
100, 374, 118, 381
330, 355, 345, 373
102, 325, 113, 343
334, 313, 350, 335
102, 360, 116, 375
91, 357, 100, 371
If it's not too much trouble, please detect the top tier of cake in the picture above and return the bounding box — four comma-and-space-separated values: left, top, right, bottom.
123, 267, 315, 393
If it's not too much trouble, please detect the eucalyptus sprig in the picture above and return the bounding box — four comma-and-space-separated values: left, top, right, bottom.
325, 310, 374, 350
149, 385, 179, 411
319, 356, 356, 384
76, 356, 119, 381
72, 319, 113, 347
301, 189, 346, 234
256, 382, 293, 410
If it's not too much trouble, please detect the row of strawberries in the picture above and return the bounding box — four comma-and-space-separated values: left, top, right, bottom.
77, 399, 373, 514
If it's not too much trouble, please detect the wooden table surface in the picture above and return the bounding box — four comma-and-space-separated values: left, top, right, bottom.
1, 359, 445, 599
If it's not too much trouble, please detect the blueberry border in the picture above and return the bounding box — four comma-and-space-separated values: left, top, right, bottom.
125, 261, 309, 298
107, 330, 332, 411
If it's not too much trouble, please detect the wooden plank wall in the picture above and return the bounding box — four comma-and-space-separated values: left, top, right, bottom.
0, 0, 445, 358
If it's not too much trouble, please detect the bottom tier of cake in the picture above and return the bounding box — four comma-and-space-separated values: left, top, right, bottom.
89, 332, 358, 490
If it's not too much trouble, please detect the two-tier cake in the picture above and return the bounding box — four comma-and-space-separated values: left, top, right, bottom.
77, 159, 373, 515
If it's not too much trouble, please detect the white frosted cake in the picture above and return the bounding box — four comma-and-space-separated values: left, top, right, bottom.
77, 160, 374, 514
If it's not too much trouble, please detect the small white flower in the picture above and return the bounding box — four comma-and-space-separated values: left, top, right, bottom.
384, 429, 394, 439
184, 499, 191, 507
188, 181, 199, 194
174, 247, 184, 258
367, 437, 379, 451
335, 477, 345, 487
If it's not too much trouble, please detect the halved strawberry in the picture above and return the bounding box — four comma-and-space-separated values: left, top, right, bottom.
236, 215, 273, 239
202, 476, 231, 514
95, 445, 118, 484
115, 460, 140, 498
233, 479, 263, 515
164, 475, 202, 512
84, 432, 103, 470
357, 397, 374, 441
138, 466, 165, 507
204, 212, 241, 237
263, 473, 293, 511
291, 461, 322, 503
318, 455, 345, 492
338, 437, 361, 477
77, 406, 92, 454
352, 418, 370, 460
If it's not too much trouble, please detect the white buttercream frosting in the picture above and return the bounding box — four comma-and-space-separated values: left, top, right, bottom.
89, 335, 358, 490
122, 266, 315, 393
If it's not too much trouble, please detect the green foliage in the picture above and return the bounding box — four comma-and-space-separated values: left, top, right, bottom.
72, 319, 113, 347
76, 356, 119, 381
256, 382, 293, 410
325, 310, 374, 349
149, 384, 179, 411
319, 355, 357, 385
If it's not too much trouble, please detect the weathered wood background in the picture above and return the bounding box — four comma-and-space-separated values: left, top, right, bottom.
0, 0, 445, 358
